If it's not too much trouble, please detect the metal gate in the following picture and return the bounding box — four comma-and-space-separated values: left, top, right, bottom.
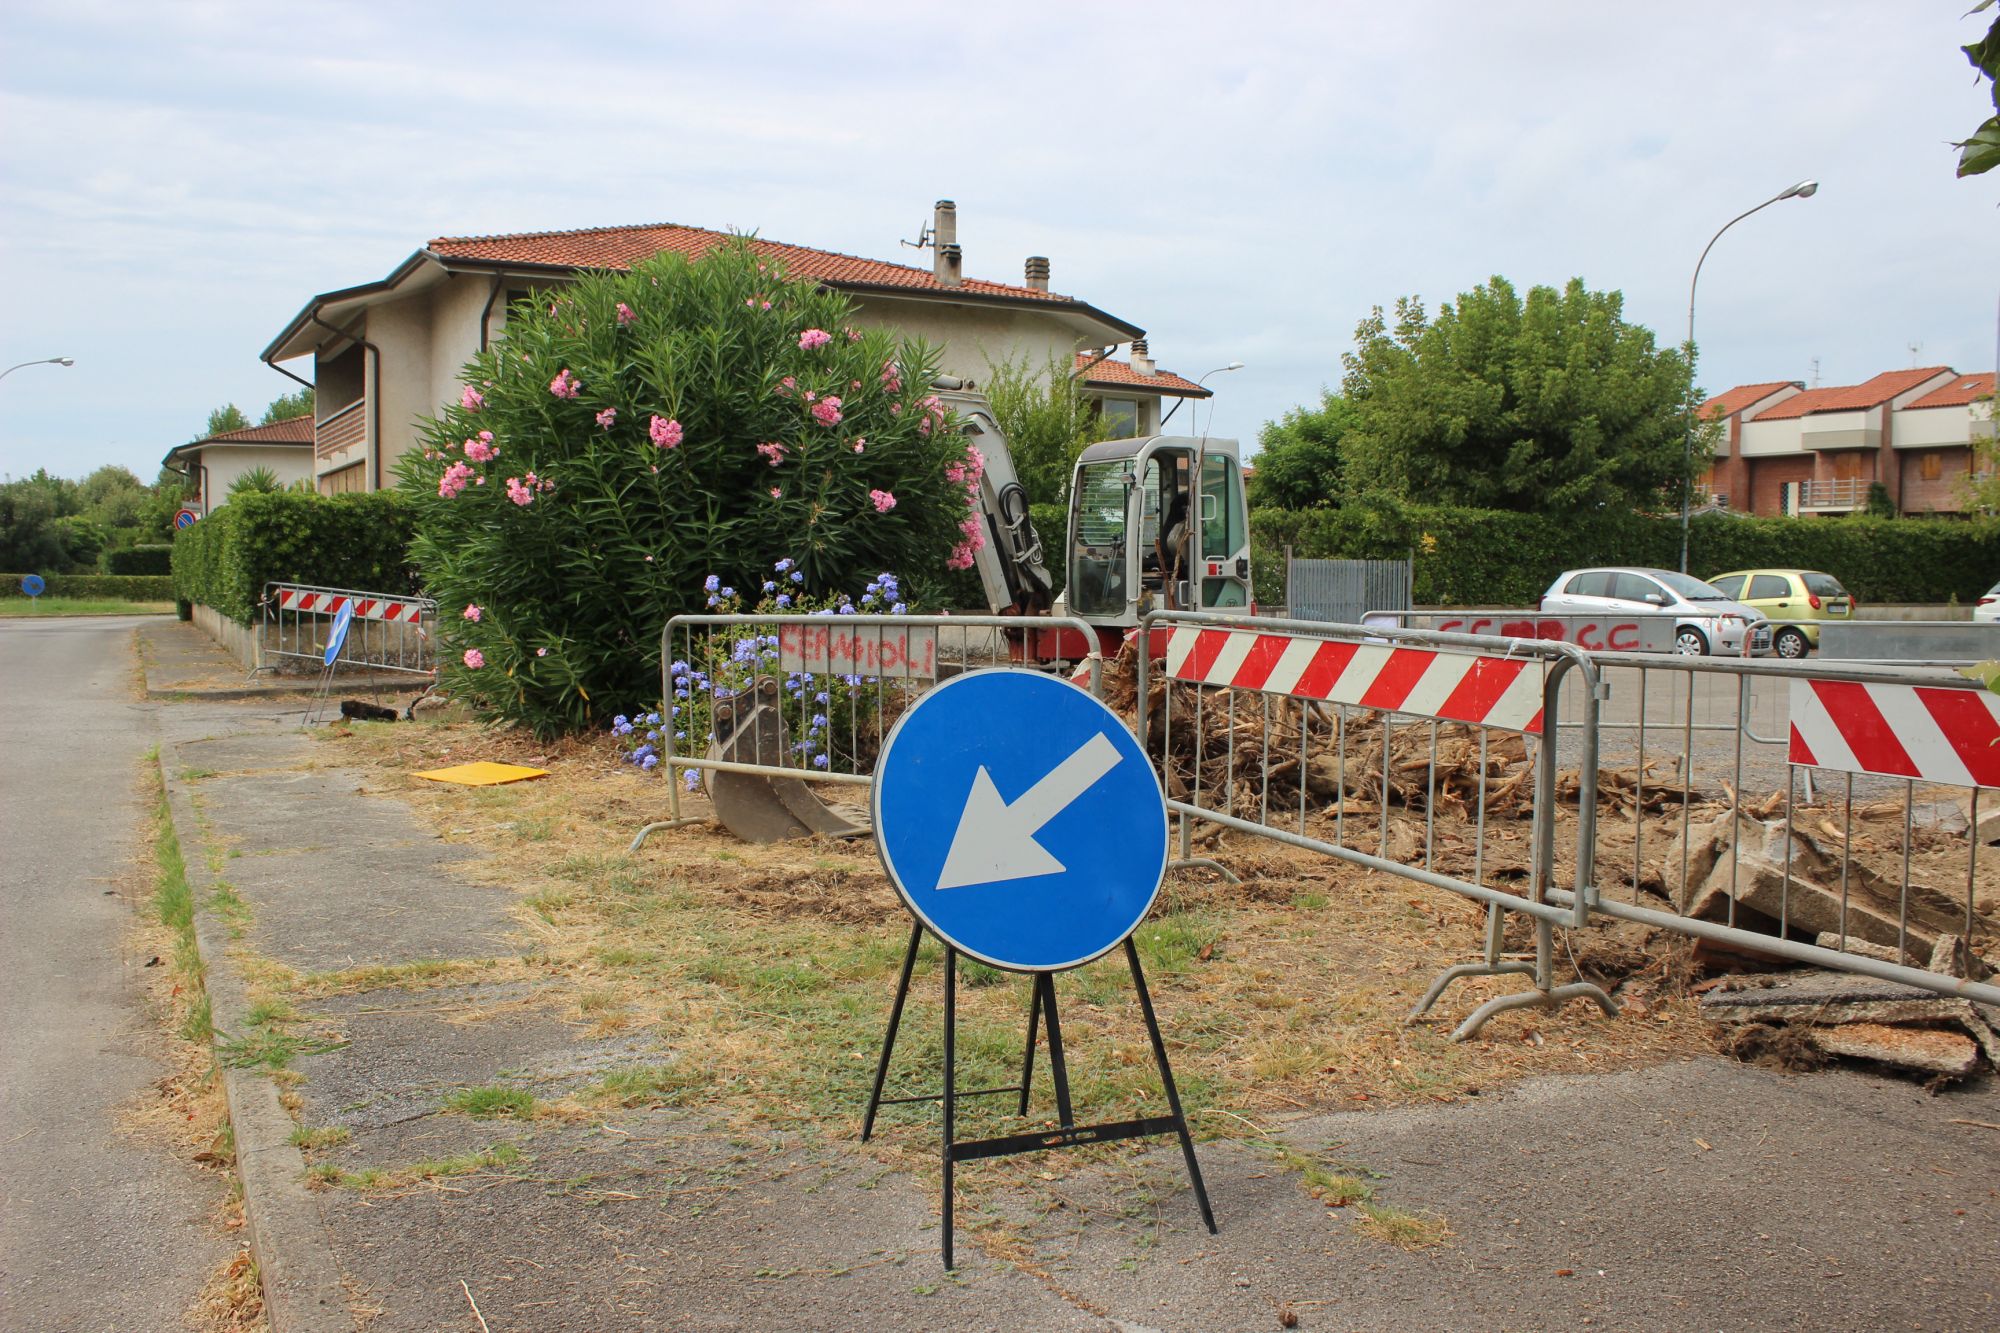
1287, 557, 1411, 625
258, 582, 436, 678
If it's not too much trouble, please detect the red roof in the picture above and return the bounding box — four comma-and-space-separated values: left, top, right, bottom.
1075, 354, 1209, 398
200, 414, 313, 446
1754, 367, 1955, 420
1905, 371, 1996, 410
1700, 381, 1799, 420
428, 222, 1073, 306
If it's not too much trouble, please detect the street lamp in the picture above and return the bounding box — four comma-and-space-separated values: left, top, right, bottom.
1680, 181, 1817, 573
0, 356, 75, 384
1162, 361, 1244, 429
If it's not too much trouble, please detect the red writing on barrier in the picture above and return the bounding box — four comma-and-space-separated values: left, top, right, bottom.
778, 624, 937, 679
1433, 618, 1645, 652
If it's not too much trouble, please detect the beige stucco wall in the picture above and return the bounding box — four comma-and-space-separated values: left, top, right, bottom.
1738, 416, 1804, 457
197, 445, 314, 511
426, 275, 495, 431
1894, 404, 1982, 449
848, 294, 1088, 387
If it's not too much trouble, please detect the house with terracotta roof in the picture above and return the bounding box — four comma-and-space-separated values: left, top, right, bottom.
1699, 367, 1994, 516
160, 414, 315, 513
261, 202, 1206, 495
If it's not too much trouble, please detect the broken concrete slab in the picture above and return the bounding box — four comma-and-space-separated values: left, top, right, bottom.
1808, 1022, 1981, 1077
1701, 970, 2000, 1067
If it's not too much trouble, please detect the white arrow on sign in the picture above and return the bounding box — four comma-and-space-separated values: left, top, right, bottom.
934, 731, 1123, 890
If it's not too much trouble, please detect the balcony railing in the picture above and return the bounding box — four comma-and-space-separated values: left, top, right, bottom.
1797, 477, 1868, 510
315, 399, 366, 460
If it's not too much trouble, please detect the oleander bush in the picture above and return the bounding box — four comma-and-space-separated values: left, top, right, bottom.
398, 242, 990, 736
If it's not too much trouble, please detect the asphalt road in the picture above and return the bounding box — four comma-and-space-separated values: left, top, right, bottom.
0, 617, 225, 1330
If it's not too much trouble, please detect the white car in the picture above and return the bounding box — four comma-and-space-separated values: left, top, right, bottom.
1976, 581, 2000, 623
1539, 566, 1772, 656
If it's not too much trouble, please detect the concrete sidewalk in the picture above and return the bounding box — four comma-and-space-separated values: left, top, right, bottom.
152, 623, 2000, 1332
141, 618, 428, 702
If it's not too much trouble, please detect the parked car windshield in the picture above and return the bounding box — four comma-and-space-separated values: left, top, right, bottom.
1654, 571, 1729, 601
1803, 573, 1847, 598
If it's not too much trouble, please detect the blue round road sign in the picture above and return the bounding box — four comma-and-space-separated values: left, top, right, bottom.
872, 669, 1167, 972
21, 574, 45, 598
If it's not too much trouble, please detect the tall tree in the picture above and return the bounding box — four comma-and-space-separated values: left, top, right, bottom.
261, 387, 315, 423
1337, 276, 1698, 514
1247, 393, 1352, 509
204, 404, 250, 436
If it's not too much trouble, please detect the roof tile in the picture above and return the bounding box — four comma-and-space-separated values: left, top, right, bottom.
1904, 371, 1996, 411
200, 414, 313, 446
427, 222, 1074, 305
1754, 367, 1955, 420
1700, 381, 1800, 420
1074, 354, 1209, 397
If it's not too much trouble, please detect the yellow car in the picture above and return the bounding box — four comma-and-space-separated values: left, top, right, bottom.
1705, 569, 1855, 659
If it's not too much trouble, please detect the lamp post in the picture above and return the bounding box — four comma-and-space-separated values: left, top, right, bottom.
0, 356, 75, 385
1162, 360, 1243, 430
1680, 181, 1816, 573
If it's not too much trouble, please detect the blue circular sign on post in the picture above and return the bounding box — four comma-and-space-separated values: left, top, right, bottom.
21, 574, 45, 599
873, 669, 1167, 972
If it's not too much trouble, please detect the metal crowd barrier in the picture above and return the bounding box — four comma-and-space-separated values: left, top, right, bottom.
257, 581, 436, 679
1573, 651, 2000, 1007
629, 613, 1104, 850
1134, 609, 1618, 1039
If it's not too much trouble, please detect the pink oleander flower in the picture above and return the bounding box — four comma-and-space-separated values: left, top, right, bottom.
615, 302, 636, 326
869, 489, 897, 513
474, 476, 485, 485
464, 435, 495, 462
438, 461, 474, 498
850, 379, 862, 390
770, 487, 782, 499
596, 407, 618, 429
889, 402, 902, 415
798, 327, 832, 351
776, 376, 796, 398
756, 442, 787, 466
506, 476, 534, 506
880, 360, 901, 393
852, 438, 866, 454
649, 415, 683, 448
810, 396, 843, 427
536, 647, 549, 657
847, 328, 861, 342
549, 368, 581, 399
462, 648, 485, 669
460, 386, 485, 412
463, 604, 483, 622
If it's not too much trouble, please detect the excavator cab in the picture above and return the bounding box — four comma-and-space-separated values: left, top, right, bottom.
1066, 435, 1252, 632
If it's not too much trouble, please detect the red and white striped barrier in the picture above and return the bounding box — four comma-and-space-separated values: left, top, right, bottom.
1788, 679, 2000, 789
1164, 625, 1548, 734
275, 587, 426, 624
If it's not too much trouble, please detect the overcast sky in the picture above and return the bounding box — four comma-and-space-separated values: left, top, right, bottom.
2, 1, 1994, 483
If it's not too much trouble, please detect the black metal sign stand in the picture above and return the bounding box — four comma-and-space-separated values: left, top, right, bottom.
860, 922, 1217, 1270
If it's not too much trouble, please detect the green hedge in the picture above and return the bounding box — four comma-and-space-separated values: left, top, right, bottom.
105, 544, 173, 575
172, 492, 417, 624
1252, 504, 2000, 608
1030, 502, 1068, 598
0, 573, 176, 600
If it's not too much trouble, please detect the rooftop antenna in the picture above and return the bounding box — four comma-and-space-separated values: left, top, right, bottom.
900, 218, 934, 251
1809, 356, 1821, 388
1908, 340, 1922, 368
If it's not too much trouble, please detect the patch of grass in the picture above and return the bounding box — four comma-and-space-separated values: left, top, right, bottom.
218, 1029, 345, 1071
589, 1063, 708, 1108
179, 766, 220, 781
1275, 1146, 1378, 1207
442, 1085, 540, 1119
513, 816, 555, 842
292, 958, 495, 996
1134, 912, 1221, 975
308, 1143, 522, 1191
288, 1125, 351, 1151
1354, 1201, 1453, 1249
208, 881, 251, 937
1291, 891, 1329, 910
0, 598, 175, 617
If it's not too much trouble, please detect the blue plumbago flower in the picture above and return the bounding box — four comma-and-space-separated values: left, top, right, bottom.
891, 601, 908, 614
615, 721, 634, 736
836, 603, 856, 615
865, 581, 881, 595
633, 744, 655, 761
706, 595, 720, 608
646, 730, 661, 742
812, 754, 830, 769
669, 660, 690, 678
843, 674, 863, 687
612, 714, 629, 728
789, 570, 804, 584
810, 713, 829, 730
704, 575, 720, 593
814, 690, 830, 704
644, 712, 661, 725
675, 687, 689, 699
641, 753, 659, 770
775, 594, 792, 608
763, 581, 777, 594
774, 558, 794, 573
674, 731, 686, 741
792, 740, 812, 754
720, 586, 735, 599
684, 770, 701, 791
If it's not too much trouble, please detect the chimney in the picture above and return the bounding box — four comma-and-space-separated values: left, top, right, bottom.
933, 200, 961, 287
1024, 255, 1050, 292
1130, 338, 1156, 377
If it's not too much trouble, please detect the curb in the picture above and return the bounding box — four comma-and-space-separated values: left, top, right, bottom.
160, 741, 356, 1333
144, 675, 424, 702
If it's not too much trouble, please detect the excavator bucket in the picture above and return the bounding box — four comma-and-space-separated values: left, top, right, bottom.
703, 676, 869, 844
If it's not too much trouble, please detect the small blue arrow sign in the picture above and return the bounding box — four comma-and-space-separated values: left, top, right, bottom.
323, 603, 355, 666
872, 669, 1167, 972
21, 574, 45, 599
